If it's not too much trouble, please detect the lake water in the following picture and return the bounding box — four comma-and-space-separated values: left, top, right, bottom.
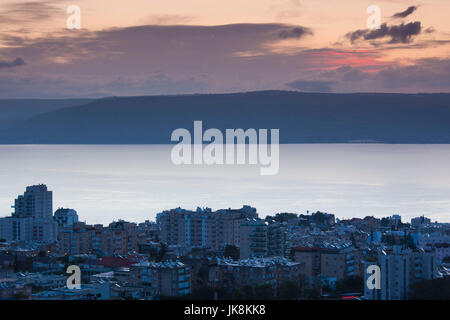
0, 144, 449, 224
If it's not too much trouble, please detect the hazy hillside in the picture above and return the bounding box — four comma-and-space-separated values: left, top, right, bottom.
0, 99, 94, 129
1, 91, 450, 144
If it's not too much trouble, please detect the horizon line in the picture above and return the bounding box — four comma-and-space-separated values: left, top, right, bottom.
2, 89, 450, 100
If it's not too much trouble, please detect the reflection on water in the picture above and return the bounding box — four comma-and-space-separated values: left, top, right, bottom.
0, 144, 449, 224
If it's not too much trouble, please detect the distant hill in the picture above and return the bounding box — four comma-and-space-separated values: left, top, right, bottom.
1, 91, 450, 144
0, 99, 93, 129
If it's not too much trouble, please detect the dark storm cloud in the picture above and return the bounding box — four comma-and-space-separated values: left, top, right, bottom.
285, 79, 335, 92
379, 22, 421, 43
0, 57, 26, 68
392, 6, 417, 19
347, 22, 422, 44
278, 26, 313, 39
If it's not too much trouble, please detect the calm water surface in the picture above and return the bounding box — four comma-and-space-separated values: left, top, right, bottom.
0, 144, 449, 224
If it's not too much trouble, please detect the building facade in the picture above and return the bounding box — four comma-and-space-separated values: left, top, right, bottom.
364, 247, 437, 300
157, 206, 258, 250
0, 185, 57, 243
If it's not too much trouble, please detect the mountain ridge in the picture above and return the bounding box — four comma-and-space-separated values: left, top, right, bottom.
1, 91, 450, 144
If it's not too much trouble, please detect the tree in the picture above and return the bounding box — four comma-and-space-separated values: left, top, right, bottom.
223, 245, 239, 260
196, 265, 210, 286
231, 289, 246, 300
405, 233, 416, 249
279, 281, 300, 300
254, 284, 275, 300
242, 285, 254, 300
191, 285, 215, 300
156, 242, 168, 262
336, 276, 363, 293
59, 255, 69, 264
409, 278, 450, 300
380, 217, 390, 227
216, 287, 231, 300
305, 277, 321, 299
13, 255, 19, 273
305, 287, 321, 300
13, 292, 29, 300
273, 213, 298, 223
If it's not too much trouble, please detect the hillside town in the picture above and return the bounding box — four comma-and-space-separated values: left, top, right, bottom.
0, 184, 449, 300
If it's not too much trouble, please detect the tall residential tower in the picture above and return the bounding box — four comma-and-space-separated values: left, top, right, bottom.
0, 184, 57, 243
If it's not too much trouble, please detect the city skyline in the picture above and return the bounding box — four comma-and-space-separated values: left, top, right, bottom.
1, 183, 448, 226
1, 183, 448, 301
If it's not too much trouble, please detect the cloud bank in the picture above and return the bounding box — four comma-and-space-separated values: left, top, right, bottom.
0, 21, 448, 97
0, 57, 26, 68
347, 22, 422, 44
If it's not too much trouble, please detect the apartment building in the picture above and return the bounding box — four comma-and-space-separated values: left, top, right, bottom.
131, 260, 191, 297
0, 185, 57, 243
103, 220, 138, 255
156, 206, 257, 250
239, 218, 268, 259
54, 208, 79, 228
293, 244, 362, 280
57, 220, 139, 256
321, 247, 362, 280
417, 232, 450, 265
364, 246, 437, 300
137, 220, 160, 244
267, 223, 288, 257
292, 247, 321, 278
213, 257, 302, 293
56, 222, 97, 256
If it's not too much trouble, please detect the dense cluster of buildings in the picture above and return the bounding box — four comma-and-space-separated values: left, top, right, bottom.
0, 184, 449, 300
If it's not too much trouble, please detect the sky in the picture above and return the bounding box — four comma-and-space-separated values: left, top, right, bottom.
0, 0, 449, 97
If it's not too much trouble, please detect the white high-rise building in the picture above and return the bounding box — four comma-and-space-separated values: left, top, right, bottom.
14, 184, 53, 219
364, 246, 437, 300
0, 184, 57, 243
